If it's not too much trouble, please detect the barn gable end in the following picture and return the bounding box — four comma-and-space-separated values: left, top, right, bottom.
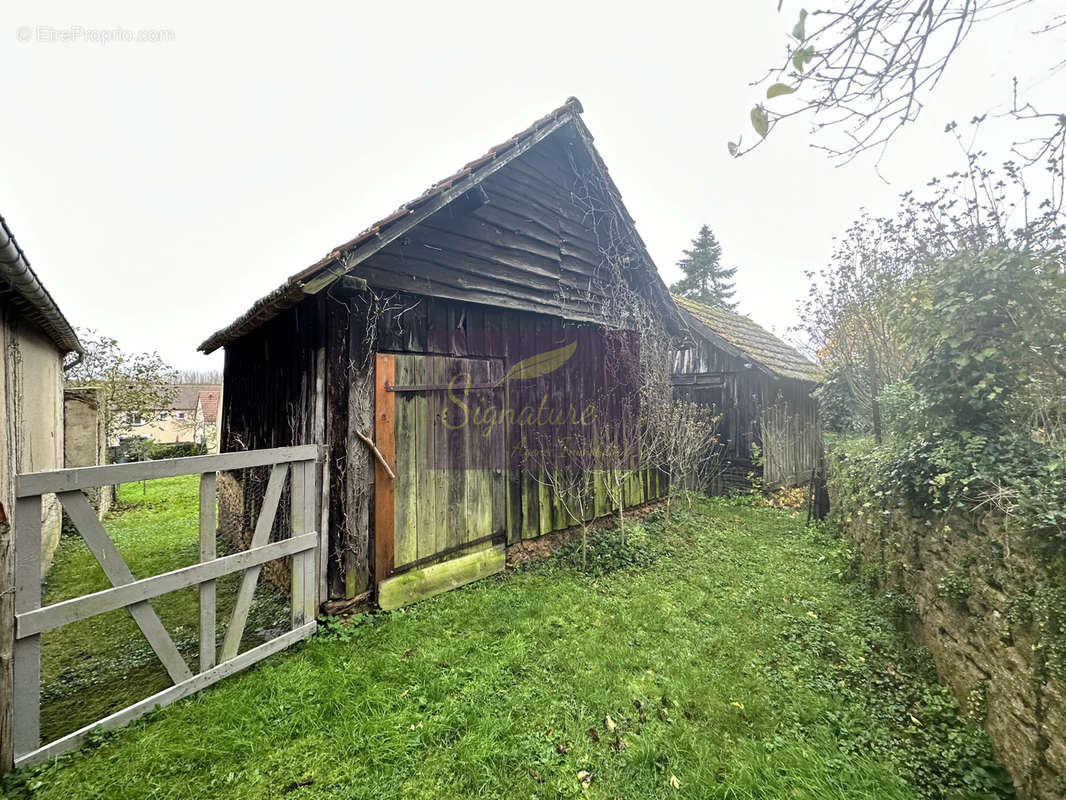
207, 100, 679, 605
200, 98, 683, 355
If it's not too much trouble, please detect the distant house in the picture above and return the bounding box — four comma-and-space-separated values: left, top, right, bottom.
0, 214, 83, 573
671, 295, 823, 493
123, 383, 221, 447
194, 389, 220, 453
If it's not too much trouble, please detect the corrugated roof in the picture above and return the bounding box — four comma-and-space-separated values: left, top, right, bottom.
198, 97, 683, 353
674, 295, 823, 383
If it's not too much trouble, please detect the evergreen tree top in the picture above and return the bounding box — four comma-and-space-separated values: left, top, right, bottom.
669, 223, 738, 311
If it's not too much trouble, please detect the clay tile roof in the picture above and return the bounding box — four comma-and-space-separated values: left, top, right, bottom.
674, 295, 823, 383
170, 384, 221, 411
196, 390, 220, 423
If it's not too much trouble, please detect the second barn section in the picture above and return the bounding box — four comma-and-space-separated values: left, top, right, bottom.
671, 295, 824, 494
199, 98, 685, 609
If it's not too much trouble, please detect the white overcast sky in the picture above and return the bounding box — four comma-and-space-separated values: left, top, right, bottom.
3, 1, 1062, 370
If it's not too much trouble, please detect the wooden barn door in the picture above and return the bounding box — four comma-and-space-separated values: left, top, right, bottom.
373, 353, 506, 608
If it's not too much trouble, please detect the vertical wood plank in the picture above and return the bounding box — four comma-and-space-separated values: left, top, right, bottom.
344, 299, 374, 598
317, 456, 329, 608
290, 462, 307, 629
198, 472, 217, 672
312, 303, 329, 604
373, 354, 396, 591
440, 357, 461, 554
461, 361, 480, 547
303, 458, 318, 620
393, 357, 418, 568
414, 358, 436, 562
12, 495, 41, 759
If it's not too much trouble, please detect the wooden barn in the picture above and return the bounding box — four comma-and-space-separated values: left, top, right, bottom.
198, 98, 684, 609
671, 295, 823, 493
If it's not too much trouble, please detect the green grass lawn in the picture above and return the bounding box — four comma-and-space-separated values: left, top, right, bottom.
12, 495, 1012, 800
39, 475, 289, 743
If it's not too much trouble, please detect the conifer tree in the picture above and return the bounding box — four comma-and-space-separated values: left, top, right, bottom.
669, 224, 738, 311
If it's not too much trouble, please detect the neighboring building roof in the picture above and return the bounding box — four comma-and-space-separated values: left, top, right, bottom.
198, 97, 684, 353
0, 214, 83, 354
170, 384, 221, 411
196, 390, 220, 423
674, 295, 823, 383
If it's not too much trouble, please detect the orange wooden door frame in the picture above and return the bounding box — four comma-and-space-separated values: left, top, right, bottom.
373, 354, 396, 594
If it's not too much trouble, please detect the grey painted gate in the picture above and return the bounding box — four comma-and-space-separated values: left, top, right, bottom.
11, 445, 321, 768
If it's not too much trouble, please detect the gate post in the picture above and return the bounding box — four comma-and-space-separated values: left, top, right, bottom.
12, 495, 42, 760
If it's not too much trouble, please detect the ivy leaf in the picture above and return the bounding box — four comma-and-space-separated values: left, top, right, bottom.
792, 45, 815, 72
792, 8, 808, 40
767, 83, 797, 99
750, 105, 770, 138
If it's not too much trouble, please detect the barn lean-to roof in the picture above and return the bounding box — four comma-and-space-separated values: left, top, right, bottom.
198, 97, 684, 354
674, 295, 823, 384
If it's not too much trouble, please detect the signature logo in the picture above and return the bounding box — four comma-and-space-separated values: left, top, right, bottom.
491, 340, 577, 388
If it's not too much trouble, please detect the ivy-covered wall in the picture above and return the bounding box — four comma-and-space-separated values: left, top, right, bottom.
830, 461, 1066, 800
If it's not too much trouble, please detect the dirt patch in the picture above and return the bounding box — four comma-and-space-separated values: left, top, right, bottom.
505, 498, 668, 568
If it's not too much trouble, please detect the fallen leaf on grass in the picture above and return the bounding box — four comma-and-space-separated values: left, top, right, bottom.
587, 728, 600, 742
731, 701, 745, 710
577, 770, 593, 788
670, 774, 681, 790
556, 741, 570, 754
612, 737, 627, 752
528, 769, 543, 783
605, 714, 616, 732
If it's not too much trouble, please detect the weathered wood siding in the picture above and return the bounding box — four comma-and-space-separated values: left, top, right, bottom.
758, 380, 823, 488
371, 293, 662, 550
222, 290, 666, 600
672, 338, 822, 491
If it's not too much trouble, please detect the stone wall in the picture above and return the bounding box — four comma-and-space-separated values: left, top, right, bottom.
831, 477, 1066, 799
63, 386, 111, 516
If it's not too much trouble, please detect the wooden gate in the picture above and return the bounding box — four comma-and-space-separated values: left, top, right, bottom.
11, 445, 321, 768
374, 354, 506, 608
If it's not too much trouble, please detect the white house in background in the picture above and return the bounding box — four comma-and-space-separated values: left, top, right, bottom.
123, 383, 221, 446
0, 213, 83, 573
